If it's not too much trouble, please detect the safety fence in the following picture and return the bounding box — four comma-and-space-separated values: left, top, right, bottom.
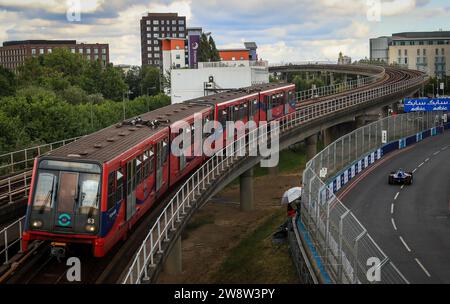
0, 171, 32, 206
0, 137, 82, 176
300, 111, 443, 284
296, 73, 383, 102
0, 216, 25, 265
122, 67, 426, 283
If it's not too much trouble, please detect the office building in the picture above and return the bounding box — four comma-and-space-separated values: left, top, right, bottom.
0, 40, 109, 72
140, 13, 187, 67
370, 31, 450, 78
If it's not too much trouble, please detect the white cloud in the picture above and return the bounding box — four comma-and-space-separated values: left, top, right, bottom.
382, 0, 417, 16
147, 0, 192, 22
0, 0, 104, 14
0, 0, 445, 65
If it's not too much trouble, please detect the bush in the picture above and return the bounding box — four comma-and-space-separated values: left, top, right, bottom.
0, 91, 171, 154
59, 86, 90, 104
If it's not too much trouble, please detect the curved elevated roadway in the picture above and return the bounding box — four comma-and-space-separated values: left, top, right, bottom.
340, 131, 450, 283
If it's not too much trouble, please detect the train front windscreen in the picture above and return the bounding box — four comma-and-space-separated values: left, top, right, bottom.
28, 159, 102, 235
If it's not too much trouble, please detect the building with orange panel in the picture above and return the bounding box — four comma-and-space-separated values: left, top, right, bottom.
218, 49, 250, 61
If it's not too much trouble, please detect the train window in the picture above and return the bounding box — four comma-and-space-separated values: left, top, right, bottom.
191, 124, 195, 147
243, 104, 248, 120
273, 94, 279, 106
282, 93, 286, 104
234, 105, 240, 121
149, 147, 155, 174
250, 100, 258, 117
136, 155, 143, 185
219, 109, 227, 129
162, 138, 169, 164
32, 171, 57, 211
203, 115, 210, 138
115, 169, 124, 203
78, 173, 100, 214
228, 106, 235, 122
143, 152, 149, 179
57, 172, 78, 213
107, 171, 115, 210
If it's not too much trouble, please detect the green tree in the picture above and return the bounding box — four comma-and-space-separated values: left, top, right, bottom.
42, 48, 85, 85
100, 64, 127, 101
80, 59, 103, 95
0, 66, 16, 97
198, 33, 211, 62
198, 34, 222, 62
125, 66, 142, 99
140, 66, 161, 96
59, 85, 90, 104
208, 36, 220, 62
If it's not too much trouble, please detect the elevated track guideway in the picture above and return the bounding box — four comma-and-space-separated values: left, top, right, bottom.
0, 64, 428, 284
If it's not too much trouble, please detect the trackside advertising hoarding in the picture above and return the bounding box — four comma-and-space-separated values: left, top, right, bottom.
404, 98, 450, 112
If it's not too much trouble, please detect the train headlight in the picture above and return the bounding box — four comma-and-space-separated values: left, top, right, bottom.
85, 224, 96, 233
31, 220, 43, 229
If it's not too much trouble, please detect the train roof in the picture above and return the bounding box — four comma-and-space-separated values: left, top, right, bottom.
185, 82, 294, 106
43, 83, 294, 164
45, 103, 210, 164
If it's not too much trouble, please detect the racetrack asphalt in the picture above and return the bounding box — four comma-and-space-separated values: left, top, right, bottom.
340, 130, 450, 284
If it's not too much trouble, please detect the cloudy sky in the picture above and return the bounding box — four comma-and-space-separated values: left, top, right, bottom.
0, 0, 449, 65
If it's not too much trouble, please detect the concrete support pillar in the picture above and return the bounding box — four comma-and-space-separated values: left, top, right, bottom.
343, 74, 348, 83
329, 72, 335, 86
240, 167, 254, 212
323, 127, 333, 147
306, 134, 318, 160
163, 235, 182, 275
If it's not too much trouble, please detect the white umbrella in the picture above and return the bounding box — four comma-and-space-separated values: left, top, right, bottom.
281, 187, 303, 205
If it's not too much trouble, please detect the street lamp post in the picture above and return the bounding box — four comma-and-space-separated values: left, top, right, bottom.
122, 90, 132, 121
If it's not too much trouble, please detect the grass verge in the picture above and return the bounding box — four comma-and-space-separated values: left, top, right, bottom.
211, 209, 300, 284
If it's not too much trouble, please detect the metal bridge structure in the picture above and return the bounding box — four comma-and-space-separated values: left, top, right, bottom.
0, 64, 429, 284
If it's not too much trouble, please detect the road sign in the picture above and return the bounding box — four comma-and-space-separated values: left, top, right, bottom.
320, 168, 328, 178
404, 98, 450, 112
382, 130, 387, 144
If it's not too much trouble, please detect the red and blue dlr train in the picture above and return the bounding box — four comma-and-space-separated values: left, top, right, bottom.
22, 83, 296, 257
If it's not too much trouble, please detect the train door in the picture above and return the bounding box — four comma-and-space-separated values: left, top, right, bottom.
126, 159, 136, 221
53, 171, 78, 232
179, 128, 186, 171
156, 139, 168, 192
266, 95, 272, 121
284, 92, 289, 115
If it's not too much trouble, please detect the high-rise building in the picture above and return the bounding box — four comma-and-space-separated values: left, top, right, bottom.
369, 37, 391, 63
0, 40, 109, 72
370, 31, 450, 78
140, 13, 187, 68
244, 42, 258, 61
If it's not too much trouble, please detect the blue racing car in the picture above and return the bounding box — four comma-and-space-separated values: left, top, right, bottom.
388, 169, 413, 185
